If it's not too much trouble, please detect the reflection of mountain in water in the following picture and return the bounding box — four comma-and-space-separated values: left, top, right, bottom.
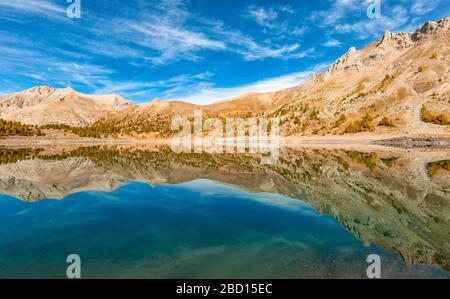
0, 145, 449, 272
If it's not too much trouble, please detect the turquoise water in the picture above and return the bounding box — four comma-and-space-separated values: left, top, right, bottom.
0, 179, 447, 278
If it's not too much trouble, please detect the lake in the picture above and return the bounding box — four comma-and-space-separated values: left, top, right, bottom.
0, 144, 448, 278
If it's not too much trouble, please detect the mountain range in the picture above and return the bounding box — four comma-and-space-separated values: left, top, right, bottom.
0, 86, 132, 127
1, 17, 449, 137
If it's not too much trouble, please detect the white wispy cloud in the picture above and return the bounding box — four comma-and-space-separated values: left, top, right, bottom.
322, 38, 342, 47
315, 0, 442, 39
205, 20, 310, 61
0, 30, 114, 90
94, 72, 214, 100
245, 4, 307, 41
176, 63, 330, 105
0, 0, 66, 19
124, 21, 226, 64
193, 71, 215, 80
238, 43, 300, 60
411, 0, 441, 15
247, 6, 279, 28
334, 4, 410, 38
309, 0, 363, 27
279, 5, 296, 14
0, 0, 318, 96
81, 3, 308, 65
65, 38, 150, 60
291, 26, 308, 36
2, 0, 312, 75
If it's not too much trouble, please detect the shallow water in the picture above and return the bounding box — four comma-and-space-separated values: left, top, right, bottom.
0, 145, 448, 278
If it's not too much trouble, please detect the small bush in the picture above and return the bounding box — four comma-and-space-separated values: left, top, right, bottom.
381, 157, 399, 167
309, 109, 319, 121
334, 114, 347, 128
421, 107, 450, 125
0, 119, 44, 137
345, 113, 375, 133
378, 117, 395, 127
346, 151, 378, 170
417, 65, 427, 73
427, 160, 450, 177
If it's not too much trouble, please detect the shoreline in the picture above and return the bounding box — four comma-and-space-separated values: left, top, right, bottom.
1, 135, 449, 149
373, 137, 450, 148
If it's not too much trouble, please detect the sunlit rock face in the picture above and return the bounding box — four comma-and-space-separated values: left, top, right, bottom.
0, 86, 134, 127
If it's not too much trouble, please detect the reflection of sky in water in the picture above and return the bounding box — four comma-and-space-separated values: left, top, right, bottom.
0, 180, 447, 279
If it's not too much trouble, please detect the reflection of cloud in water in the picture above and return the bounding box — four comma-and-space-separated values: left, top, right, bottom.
177, 179, 320, 216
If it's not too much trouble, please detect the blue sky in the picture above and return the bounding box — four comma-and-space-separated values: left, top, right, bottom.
0, 0, 448, 104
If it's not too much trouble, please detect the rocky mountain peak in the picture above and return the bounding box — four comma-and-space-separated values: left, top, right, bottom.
61, 87, 76, 93
99, 94, 134, 109
418, 17, 450, 33
412, 16, 450, 40
376, 31, 414, 50
27, 86, 56, 96
0, 86, 134, 126
327, 46, 359, 73
323, 17, 450, 78
148, 98, 167, 107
